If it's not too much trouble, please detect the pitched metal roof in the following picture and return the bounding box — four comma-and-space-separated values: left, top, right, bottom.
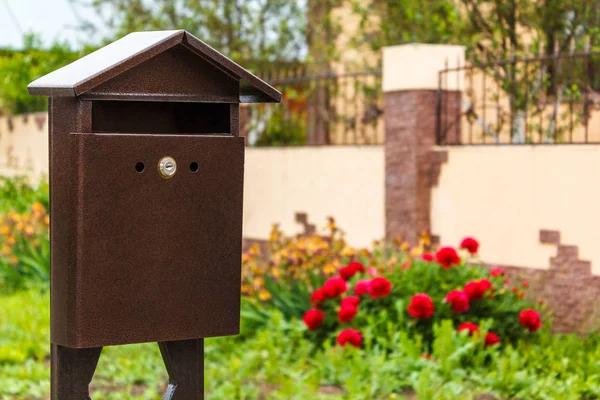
28, 30, 281, 103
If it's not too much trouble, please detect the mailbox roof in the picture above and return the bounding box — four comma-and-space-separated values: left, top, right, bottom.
27, 30, 281, 103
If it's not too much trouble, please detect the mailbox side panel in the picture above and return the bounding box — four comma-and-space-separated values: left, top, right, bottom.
69, 133, 245, 348
49, 98, 92, 347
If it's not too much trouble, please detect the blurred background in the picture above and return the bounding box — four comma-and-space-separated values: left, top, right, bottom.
2, 1, 600, 399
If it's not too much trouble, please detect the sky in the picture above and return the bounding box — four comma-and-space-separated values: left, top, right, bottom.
0, 0, 106, 49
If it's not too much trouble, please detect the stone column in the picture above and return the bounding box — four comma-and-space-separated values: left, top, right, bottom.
382, 44, 465, 244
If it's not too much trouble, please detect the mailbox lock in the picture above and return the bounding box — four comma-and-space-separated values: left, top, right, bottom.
158, 156, 177, 179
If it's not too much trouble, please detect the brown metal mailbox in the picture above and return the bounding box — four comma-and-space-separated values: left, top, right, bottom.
29, 30, 280, 399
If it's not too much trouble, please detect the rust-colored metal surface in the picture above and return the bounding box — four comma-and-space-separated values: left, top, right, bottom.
31, 29, 280, 398
86, 45, 239, 102
64, 133, 245, 348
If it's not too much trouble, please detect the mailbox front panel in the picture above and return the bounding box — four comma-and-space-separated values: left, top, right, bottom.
67, 133, 244, 348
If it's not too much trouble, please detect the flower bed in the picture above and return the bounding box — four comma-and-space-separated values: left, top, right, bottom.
242, 223, 544, 351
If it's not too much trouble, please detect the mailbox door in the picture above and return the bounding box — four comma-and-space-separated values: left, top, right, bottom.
68, 133, 244, 348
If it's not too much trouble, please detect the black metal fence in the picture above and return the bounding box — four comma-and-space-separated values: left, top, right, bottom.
243, 69, 383, 146
437, 49, 600, 145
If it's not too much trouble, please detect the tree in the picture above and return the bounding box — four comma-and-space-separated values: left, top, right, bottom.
0, 35, 82, 114
351, 0, 464, 53
73, 0, 307, 70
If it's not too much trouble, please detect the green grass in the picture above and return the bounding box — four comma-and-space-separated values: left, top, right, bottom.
1, 290, 600, 399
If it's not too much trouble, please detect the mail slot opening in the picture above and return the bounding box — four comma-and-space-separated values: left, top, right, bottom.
92, 101, 230, 134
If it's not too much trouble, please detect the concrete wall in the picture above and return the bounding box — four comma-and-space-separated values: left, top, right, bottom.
244, 146, 385, 247
432, 145, 600, 274
0, 113, 48, 177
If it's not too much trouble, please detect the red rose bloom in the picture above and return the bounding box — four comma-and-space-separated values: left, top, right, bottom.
435, 247, 460, 269
421, 253, 435, 261
460, 237, 479, 254
303, 309, 325, 330
341, 296, 360, 308
408, 294, 435, 319
368, 277, 392, 299
485, 332, 500, 347
490, 267, 506, 277
336, 329, 362, 348
464, 279, 492, 301
310, 288, 327, 307
339, 265, 356, 281
339, 261, 365, 280
458, 322, 479, 336
519, 309, 542, 332
354, 280, 371, 296
323, 277, 348, 298
349, 261, 365, 273
445, 290, 470, 313
338, 305, 358, 323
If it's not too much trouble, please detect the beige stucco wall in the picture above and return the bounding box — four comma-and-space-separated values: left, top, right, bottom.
432, 145, 600, 274
244, 146, 385, 247
0, 113, 48, 178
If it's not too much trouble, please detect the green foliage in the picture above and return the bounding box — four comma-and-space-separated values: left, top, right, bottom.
0, 176, 50, 291
254, 106, 307, 146
0, 176, 48, 214
351, 0, 464, 51
0, 35, 83, 114
79, 0, 306, 70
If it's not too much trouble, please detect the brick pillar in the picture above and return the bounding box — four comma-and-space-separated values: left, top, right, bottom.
383, 44, 465, 244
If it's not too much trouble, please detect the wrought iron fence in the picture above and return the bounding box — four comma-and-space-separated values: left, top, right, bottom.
437, 48, 600, 145
243, 69, 383, 146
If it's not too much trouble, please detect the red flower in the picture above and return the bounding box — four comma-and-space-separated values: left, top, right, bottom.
485, 332, 500, 347
490, 267, 506, 277
368, 277, 392, 299
519, 309, 542, 332
458, 322, 479, 336
349, 261, 365, 273
401, 262, 410, 270
310, 288, 327, 307
435, 247, 460, 269
338, 305, 358, 323
445, 290, 470, 313
464, 279, 492, 301
421, 253, 435, 261
339, 261, 365, 280
336, 329, 362, 348
341, 296, 360, 308
323, 277, 348, 298
522, 280, 529, 288
460, 237, 479, 254
408, 294, 435, 319
303, 309, 325, 330
354, 280, 371, 296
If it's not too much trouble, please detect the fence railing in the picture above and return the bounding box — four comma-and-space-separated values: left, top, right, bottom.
242, 69, 383, 146
437, 49, 600, 145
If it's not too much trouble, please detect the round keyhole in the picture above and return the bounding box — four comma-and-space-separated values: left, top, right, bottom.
158, 156, 177, 179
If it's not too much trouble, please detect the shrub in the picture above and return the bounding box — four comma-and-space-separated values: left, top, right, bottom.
0, 203, 50, 291
299, 237, 543, 350
0, 184, 49, 291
